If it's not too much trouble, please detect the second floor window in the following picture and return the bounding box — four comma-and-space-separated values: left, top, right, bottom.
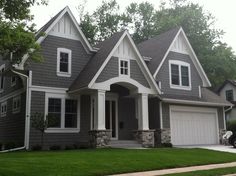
169, 60, 191, 90
0, 64, 5, 91
11, 76, 16, 87
1, 101, 7, 117
13, 96, 21, 113
57, 48, 72, 77
119, 59, 129, 76
226, 90, 233, 101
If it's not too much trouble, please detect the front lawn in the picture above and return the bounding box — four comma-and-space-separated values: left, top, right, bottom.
167, 167, 236, 176
1, 148, 236, 176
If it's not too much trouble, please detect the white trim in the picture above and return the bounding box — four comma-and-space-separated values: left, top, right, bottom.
88, 31, 161, 95
57, 48, 72, 77
1, 101, 7, 117
92, 77, 156, 94
199, 86, 202, 98
11, 76, 16, 87
153, 27, 211, 87
29, 85, 67, 93
44, 92, 80, 132
12, 95, 21, 114
160, 101, 163, 129
119, 58, 130, 77
105, 93, 119, 140
169, 60, 191, 90
17, 6, 95, 70
163, 98, 232, 107
169, 105, 220, 145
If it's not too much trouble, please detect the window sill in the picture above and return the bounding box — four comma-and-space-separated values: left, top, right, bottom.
45, 128, 80, 133
13, 110, 20, 114
1, 114, 6, 117
0, 89, 4, 93
170, 84, 191, 91
57, 72, 71, 77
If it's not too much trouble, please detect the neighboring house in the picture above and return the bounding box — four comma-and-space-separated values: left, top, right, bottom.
0, 7, 231, 150
217, 80, 236, 121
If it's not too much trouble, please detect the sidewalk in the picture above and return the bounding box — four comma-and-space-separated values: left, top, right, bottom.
110, 162, 236, 176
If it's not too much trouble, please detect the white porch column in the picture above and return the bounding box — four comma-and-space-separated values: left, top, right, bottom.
137, 93, 149, 130
94, 90, 106, 130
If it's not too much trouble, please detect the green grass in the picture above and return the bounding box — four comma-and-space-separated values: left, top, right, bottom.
167, 167, 236, 176
1, 148, 236, 176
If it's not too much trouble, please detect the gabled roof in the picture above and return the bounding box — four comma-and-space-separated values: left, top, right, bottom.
138, 27, 180, 75
217, 79, 236, 93
69, 31, 126, 91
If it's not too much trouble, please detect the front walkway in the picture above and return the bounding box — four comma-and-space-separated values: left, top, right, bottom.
110, 162, 236, 176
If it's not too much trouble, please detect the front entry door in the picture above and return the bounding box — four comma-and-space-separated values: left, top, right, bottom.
105, 99, 118, 139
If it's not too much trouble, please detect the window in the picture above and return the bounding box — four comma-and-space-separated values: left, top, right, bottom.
0, 64, 5, 91
13, 96, 21, 113
119, 59, 129, 76
226, 90, 234, 101
1, 101, 7, 117
65, 100, 77, 128
47, 98, 61, 128
169, 60, 191, 90
46, 94, 79, 131
57, 48, 72, 77
11, 76, 16, 87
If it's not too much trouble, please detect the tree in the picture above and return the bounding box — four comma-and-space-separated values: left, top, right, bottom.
0, 0, 47, 65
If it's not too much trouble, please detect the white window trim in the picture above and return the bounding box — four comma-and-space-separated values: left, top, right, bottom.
12, 96, 21, 114
0, 64, 5, 93
56, 48, 72, 77
119, 58, 130, 77
11, 76, 16, 87
44, 92, 80, 133
169, 60, 191, 91
1, 101, 7, 117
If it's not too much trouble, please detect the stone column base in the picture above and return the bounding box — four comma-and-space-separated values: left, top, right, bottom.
89, 130, 112, 148
133, 130, 155, 148
155, 128, 171, 146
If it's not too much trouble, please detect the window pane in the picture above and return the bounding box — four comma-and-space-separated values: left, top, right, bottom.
65, 100, 77, 128
226, 90, 233, 101
171, 64, 179, 85
48, 98, 61, 128
60, 52, 69, 72
181, 66, 189, 86
120, 60, 128, 75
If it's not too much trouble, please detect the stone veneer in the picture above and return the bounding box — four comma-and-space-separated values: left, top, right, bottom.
89, 130, 112, 148
133, 130, 155, 147
155, 128, 171, 145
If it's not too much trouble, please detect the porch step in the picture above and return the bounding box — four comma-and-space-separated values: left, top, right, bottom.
109, 140, 143, 149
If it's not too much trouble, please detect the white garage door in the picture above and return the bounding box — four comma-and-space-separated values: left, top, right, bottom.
170, 106, 219, 146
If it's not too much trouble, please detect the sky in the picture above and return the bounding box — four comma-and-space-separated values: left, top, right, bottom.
30, 0, 236, 53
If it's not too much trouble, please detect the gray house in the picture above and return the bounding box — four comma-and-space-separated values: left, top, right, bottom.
0, 7, 231, 150
218, 80, 236, 121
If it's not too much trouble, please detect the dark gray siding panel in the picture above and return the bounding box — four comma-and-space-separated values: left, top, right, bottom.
162, 102, 170, 128
149, 98, 160, 129
0, 93, 26, 145
130, 60, 150, 88
96, 57, 150, 88
118, 97, 138, 140
96, 57, 119, 82
29, 91, 91, 149
27, 35, 92, 88
217, 107, 225, 129
157, 51, 202, 97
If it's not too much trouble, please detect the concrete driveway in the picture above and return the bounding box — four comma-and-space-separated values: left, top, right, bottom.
178, 145, 236, 153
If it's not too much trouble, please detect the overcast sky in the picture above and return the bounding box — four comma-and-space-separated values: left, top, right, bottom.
31, 0, 236, 53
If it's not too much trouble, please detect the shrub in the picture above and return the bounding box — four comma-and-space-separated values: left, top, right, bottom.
31, 145, 42, 151
157, 143, 173, 148
227, 120, 236, 132
49, 145, 61, 150
65, 145, 75, 150
4, 142, 16, 150
0, 143, 2, 151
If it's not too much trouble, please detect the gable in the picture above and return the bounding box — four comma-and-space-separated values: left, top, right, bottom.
49, 13, 81, 41
170, 32, 188, 54
219, 82, 236, 100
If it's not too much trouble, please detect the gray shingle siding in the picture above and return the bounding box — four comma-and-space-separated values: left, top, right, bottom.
27, 35, 92, 88
0, 93, 26, 145
96, 57, 150, 88
157, 51, 202, 97
217, 107, 225, 129
29, 91, 91, 149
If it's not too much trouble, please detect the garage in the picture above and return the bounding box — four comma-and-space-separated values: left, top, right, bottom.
170, 106, 219, 146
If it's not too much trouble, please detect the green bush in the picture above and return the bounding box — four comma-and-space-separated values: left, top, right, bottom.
31, 145, 42, 151
0, 143, 2, 151
49, 145, 61, 150
227, 120, 236, 132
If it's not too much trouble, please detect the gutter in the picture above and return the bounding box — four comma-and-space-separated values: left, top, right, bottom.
225, 106, 233, 113
0, 69, 31, 152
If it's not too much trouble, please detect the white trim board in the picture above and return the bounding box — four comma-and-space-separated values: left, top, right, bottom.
153, 27, 211, 87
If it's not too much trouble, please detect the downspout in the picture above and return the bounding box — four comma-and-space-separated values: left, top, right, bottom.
225, 106, 233, 113
0, 69, 30, 153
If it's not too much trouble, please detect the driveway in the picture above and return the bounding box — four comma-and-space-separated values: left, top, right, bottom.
178, 145, 236, 153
